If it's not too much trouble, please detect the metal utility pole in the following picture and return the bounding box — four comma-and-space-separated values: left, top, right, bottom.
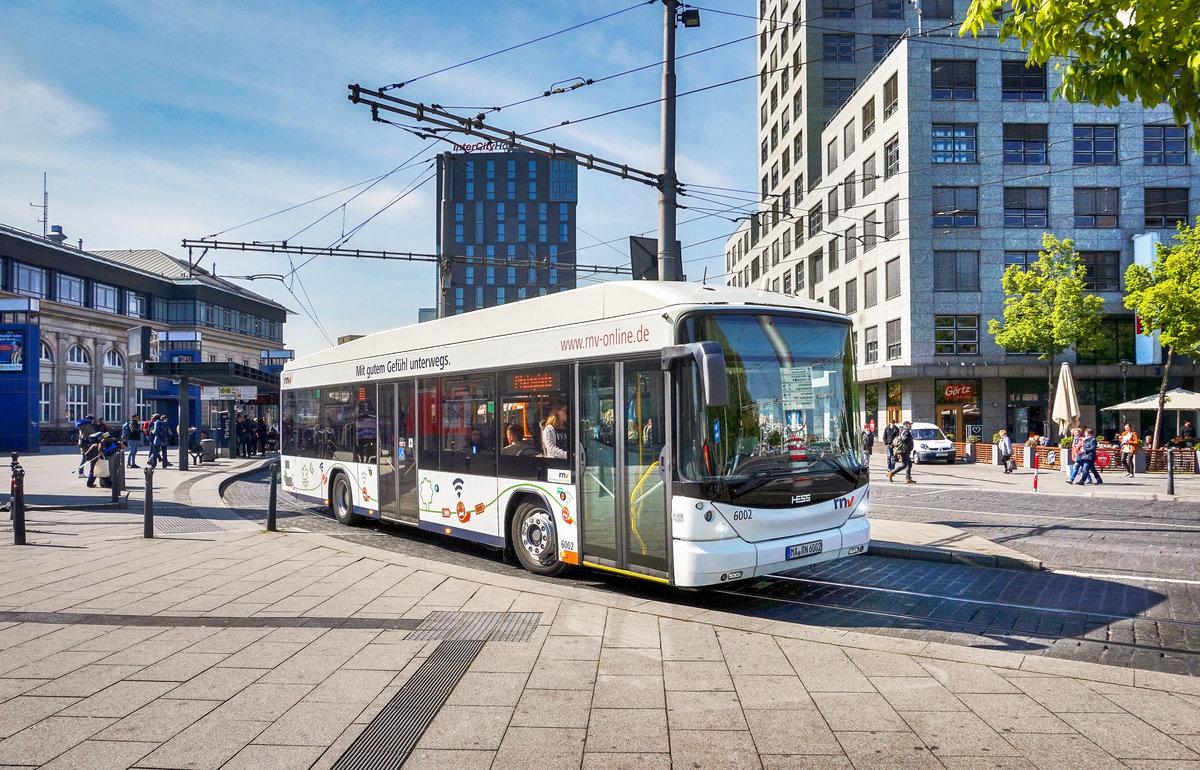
658, 0, 682, 282
29, 172, 47, 238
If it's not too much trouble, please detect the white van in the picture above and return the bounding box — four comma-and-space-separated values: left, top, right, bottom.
910, 422, 956, 463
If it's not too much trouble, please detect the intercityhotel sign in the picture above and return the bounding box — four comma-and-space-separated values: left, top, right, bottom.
452, 141, 516, 153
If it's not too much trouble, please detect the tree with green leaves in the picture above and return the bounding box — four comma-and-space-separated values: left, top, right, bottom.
1123, 220, 1200, 449
960, 0, 1200, 150
989, 234, 1106, 437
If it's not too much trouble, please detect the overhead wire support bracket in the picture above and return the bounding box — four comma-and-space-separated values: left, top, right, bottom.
346, 84, 667, 191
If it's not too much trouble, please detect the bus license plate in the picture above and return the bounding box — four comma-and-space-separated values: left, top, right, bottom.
786, 540, 823, 560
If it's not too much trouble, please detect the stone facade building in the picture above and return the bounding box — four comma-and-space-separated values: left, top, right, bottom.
726, 0, 1200, 441
0, 223, 288, 446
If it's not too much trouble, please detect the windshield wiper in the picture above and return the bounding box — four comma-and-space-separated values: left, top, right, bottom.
728, 472, 783, 499
810, 454, 864, 484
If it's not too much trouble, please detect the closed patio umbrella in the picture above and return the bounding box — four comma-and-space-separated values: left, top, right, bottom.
1051, 362, 1080, 435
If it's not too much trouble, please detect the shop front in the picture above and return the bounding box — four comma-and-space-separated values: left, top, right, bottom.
935, 379, 982, 442
1007, 378, 1049, 441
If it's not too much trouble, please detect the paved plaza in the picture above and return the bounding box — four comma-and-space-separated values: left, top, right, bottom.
1, 450, 1198, 768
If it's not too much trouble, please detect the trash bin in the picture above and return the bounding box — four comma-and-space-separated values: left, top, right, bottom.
201, 438, 217, 463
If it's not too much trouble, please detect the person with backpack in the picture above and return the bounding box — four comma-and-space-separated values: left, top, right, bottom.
882, 420, 899, 472
74, 413, 94, 477
122, 413, 143, 468
148, 414, 172, 469
887, 421, 916, 483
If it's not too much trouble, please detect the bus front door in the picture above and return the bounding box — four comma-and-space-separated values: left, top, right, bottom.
579, 360, 669, 581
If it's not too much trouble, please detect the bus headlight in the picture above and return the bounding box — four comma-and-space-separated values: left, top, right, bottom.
849, 500, 868, 518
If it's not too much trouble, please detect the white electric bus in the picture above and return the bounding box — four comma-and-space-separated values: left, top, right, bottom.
279, 281, 869, 587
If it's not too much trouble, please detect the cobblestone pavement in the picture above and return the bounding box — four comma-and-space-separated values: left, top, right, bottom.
225, 473, 1200, 676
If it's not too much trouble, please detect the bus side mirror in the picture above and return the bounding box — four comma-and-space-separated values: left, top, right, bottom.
663, 342, 728, 408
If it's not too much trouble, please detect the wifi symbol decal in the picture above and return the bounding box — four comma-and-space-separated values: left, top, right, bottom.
453, 478, 464, 497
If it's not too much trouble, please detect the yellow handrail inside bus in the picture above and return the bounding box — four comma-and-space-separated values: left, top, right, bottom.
628, 460, 658, 555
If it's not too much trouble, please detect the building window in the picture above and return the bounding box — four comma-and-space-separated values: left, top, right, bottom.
845, 278, 858, 313
843, 172, 856, 210
873, 0, 904, 16
39, 341, 53, 362
862, 155, 876, 196
15, 264, 47, 298
826, 139, 839, 174
136, 388, 151, 416
93, 282, 118, 313
828, 189, 840, 223
862, 98, 876, 139
1074, 125, 1118, 164
864, 269, 878, 307
1145, 187, 1190, 228
932, 124, 977, 163
783, 272, 792, 295
843, 120, 855, 157
1144, 125, 1189, 165
886, 319, 902, 359
66, 384, 89, 422
872, 35, 900, 63
1003, 124, 1048, 164
39, 382, 52, 423
931, 60, 976, 100
125, 291, 147, 318
884, 196, 900, 238
103, 386, 124, 424
1002, 61, 1046, 100
824, 78, 855, 108
844, 225, 857, 262
828, 237, 840, 271
1004, 251, 1040, 271
933, 251, 980, 291
864, 211, 878, 250
883, 74, 898, 118
67, 345, 90, 365
808, 203, 824, 238
103, 349, 124, 368
935, 315, 980, 355
1074, 188, 1120, 228
1079, 251, 1121, 292
829, 287, 840, 310
823, 33, 854, 61
923, 0, 953, 18
823, 0, 854, 17
883, 135, 900, 178
885, 258, 901, 299
1003, 187, 1049, 227
932, 187, 979, 227
865, 326, 879, 363
794, 263, 805, 292
56, 274, 84, 306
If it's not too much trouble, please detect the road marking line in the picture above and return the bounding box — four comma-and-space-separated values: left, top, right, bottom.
1050, 569, 1200, 586
870, 503, 1200, 531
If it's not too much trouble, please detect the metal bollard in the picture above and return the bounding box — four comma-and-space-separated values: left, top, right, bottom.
11, 453, 25, 546
267, 461, 279, 532
143, 466, 155, 539
110, 452, 124, 505
1167, 448, 1176, 496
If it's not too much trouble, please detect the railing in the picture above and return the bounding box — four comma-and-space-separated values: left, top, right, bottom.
953, 441, 970, 461
1145, 448, 1199, 474
973, 443, 993, 464
1034, 446, 1063, 470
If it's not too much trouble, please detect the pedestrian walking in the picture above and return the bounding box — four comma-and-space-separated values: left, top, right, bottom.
887, 420, 915, 483
1065, 428, 1084, 482
882, 420, 899, 472
122, 413, 143, 468
1073, 428, 1103, 485
1119, 423, 1139, 477
148, 414, 172, 469
997, 430, 1015, 473
861, 426, 875, 455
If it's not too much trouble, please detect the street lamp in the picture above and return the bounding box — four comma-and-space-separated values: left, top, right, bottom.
1119, 359, 1132, 424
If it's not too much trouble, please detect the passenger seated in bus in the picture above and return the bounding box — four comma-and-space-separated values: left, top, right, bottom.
464, 427, 491, 456
501, 424, 538, 457
542, 403, 569, 459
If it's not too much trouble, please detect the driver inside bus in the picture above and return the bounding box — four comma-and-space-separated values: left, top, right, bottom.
541, 402, 568, 459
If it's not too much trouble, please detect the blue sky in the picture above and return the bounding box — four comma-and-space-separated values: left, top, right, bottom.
0, 0, 756, 356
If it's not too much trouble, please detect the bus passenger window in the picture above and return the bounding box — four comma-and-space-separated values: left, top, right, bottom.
439, 374, 496, 477
499, 366, 572, 478
354, 384, 377, 463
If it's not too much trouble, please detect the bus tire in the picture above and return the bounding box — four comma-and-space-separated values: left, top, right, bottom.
329, 471, 356, 526
510, 498, 566, 577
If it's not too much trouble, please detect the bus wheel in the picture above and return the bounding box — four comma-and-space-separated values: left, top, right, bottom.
330, 472, 356, 526
511, 499, 566, 577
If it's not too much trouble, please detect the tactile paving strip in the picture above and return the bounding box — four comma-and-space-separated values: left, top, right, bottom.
332, 638, 485, 770
407, 610, 540, 642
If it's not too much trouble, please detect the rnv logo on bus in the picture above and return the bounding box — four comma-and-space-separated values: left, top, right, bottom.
833, 495, 855, 510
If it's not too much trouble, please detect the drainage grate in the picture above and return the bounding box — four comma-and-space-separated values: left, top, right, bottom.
408, 611, 540, 642
333, 638, 485, 770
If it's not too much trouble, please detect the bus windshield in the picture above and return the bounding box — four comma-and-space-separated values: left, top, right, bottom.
677, 312, 862, 490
